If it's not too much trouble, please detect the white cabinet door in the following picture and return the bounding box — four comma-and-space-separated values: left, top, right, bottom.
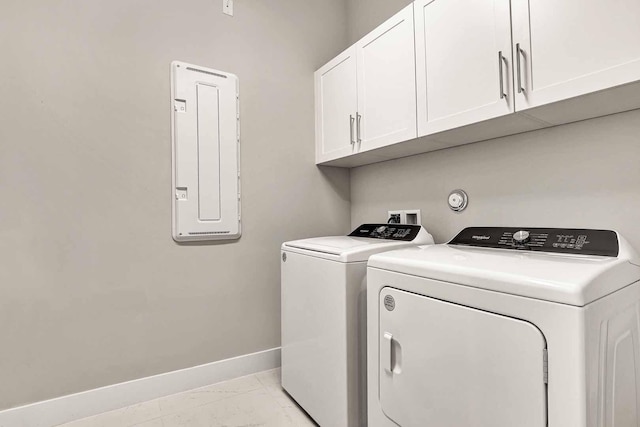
315, 47, 358, 163
512, 0, 640, 111
415, 0, 514, 136
379, 287, 547, 427
356, 5, 417, 151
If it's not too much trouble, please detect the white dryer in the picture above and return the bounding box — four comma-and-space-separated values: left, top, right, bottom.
281, 224, 434, 427
367, 227, 640, 427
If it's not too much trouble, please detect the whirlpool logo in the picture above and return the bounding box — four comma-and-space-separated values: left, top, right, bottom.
472, 235, 491, 240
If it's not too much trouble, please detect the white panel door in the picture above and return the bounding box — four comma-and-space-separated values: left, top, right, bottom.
379, 287, 547, 427
415, 0, 514, 136
356, 4, 417, 151
171, 61, 241, 242
315, 47, 358, 163
512, 0, 640, 111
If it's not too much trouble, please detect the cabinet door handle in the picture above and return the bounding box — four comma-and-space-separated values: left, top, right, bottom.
516, 43, 525, 94
498, 51, 507, 100
349, 114, 355, 145
356, 113, 362, 143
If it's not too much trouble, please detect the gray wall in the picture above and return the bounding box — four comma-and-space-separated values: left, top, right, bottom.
347, 0, 412, 43
351, 109, 640, 247
0, 0, 350, 409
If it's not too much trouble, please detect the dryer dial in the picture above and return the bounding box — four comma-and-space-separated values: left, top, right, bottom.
513, 230, 531, 245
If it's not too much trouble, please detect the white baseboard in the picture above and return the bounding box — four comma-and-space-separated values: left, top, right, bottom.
0, 347, 281, 427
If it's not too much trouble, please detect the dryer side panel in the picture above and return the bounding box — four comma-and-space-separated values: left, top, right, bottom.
378, 287, 547, 427
585, 279, 640, 427
601, 306, 640, 426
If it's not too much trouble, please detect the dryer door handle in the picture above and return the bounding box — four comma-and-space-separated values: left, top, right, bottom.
382, 332, 393, 374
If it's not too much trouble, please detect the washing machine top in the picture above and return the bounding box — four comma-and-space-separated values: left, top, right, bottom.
368, 227, 640, 306
282, 224, 434, 263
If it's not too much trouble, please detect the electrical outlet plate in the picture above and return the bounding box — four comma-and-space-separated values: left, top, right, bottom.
388, 209, 421, 225
223, 0, 233, 16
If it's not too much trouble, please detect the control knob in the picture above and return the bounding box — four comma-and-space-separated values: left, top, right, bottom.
513, 230, 531, 245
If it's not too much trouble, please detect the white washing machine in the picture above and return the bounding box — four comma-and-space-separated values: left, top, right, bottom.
281, 224, 434, 427
367, 227, 640, 427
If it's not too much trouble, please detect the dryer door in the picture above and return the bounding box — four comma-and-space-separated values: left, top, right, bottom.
379, 287, 547, 427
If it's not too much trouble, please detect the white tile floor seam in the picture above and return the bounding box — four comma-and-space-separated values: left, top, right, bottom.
57, 369, 317, 427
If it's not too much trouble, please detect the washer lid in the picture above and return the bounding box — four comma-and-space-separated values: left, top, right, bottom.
283, 225, 434, 263
368, 229, 640, 306
285, 236, 375, 254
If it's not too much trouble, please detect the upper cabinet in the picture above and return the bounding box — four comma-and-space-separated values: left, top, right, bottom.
414, 0, 513, 136
512, 0, 640, 111
315, 47, 358, 163
315, 5, 416, 164
316, 0, 640, 167
356, 5, 417, 151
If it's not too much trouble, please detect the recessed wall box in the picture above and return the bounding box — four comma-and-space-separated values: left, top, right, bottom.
388, 209, 422, 225
171, 61, 241, 242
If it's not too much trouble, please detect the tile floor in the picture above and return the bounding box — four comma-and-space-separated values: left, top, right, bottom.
57, 369, 317, 427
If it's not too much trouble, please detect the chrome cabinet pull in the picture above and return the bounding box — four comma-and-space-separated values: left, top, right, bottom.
498, 51, 507, 99
356, 112, 362, 143
349, 114, 355, 145
516, 43, 525, 94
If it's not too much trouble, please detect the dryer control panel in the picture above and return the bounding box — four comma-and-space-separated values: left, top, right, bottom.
349, 224, 422, 241
449, 227, 619, 257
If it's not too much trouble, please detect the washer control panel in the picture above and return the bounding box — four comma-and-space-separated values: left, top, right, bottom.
449, 227, 619, 257
349, 224, 422, 241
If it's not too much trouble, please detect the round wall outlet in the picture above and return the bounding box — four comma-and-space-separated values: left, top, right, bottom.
448, 189, 468, 212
